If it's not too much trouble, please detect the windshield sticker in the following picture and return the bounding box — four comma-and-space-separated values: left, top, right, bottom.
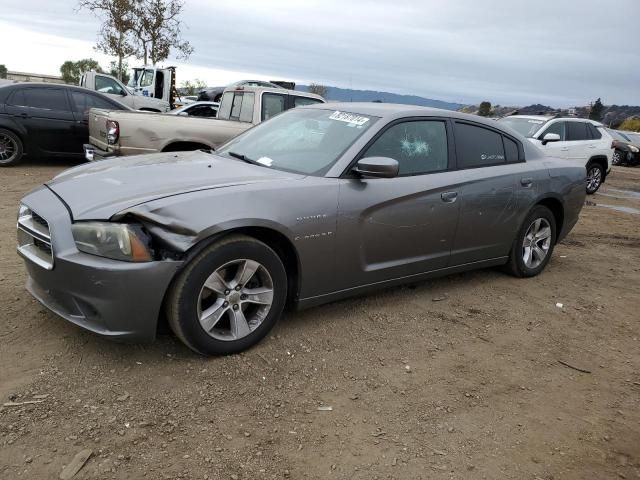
257, 157, 273, 167
329, 111, 370, 126
527, 120, 544, 124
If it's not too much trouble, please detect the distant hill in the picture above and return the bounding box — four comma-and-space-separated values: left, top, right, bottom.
296, 85, 461, 111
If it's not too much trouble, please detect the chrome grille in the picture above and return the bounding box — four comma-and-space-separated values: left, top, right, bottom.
17, 205, 54, 270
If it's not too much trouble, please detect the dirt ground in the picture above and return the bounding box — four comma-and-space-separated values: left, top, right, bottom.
1, 159, 639, 480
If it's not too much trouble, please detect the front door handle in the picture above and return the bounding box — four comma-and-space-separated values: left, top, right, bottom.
560, 147, 569, 151
441, 191, 458, 203
520, 177, 533, 187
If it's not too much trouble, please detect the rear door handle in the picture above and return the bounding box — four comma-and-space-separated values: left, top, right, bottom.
441, 191, 458, 203
520, 177, 533, 187
560, 147, 569, 151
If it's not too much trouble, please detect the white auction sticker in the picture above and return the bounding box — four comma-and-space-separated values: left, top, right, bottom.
257, 157, 273, 166
329, 111, 370, 126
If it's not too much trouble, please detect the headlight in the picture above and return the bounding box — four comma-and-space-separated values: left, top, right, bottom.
629, 145, 639, 153
71, 222, 152, 262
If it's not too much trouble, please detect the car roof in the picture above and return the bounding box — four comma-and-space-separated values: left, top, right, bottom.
503, 114, 604, 127
0, 81, 132, 109
303, 102, 511, 127
502, 115, 553, 121
224, 85, 325, 101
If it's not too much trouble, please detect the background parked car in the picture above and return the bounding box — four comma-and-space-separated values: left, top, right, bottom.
169, 101, 219, 118
498, 115, 613, 193
609, 129, 640, 166
0, 82, 130, 166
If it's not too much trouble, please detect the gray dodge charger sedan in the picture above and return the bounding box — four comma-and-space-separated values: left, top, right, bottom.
17, 104, 586, 355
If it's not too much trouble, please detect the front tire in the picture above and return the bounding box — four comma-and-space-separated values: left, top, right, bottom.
504, 205, 556, 278
0, 129, 24, 166
612, 150, 623, 166
166, 235, 287, 355
586, 163, 604, 194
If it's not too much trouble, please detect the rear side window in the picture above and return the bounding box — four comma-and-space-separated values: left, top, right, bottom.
503, 136, 520, 162
588, 124, 602, 139
261, 93, 286, 121
566, 122, 590, 141
24, 88, 70, 111
217, 91, 234, 119
71, 91, 118, 115
454, 122, 505, 168
239, 92, 255, 122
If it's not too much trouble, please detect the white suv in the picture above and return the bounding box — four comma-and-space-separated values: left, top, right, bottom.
498, 115, 613, 194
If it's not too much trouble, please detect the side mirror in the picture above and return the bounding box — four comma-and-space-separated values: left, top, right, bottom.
354, 157, 399, 178
541, 132, 560, 145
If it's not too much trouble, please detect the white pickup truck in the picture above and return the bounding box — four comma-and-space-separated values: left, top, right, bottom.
80, 70, 171, 112
83, 86, 325, 160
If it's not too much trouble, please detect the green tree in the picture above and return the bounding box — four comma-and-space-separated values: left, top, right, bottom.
60, 58, 103, 84
180, 78, 206, 95
78, 0, 137, 82
0, 64, 7, 79
618, 117, 640, 132
308, 83, 328, 98
132, 0, 193, 65
478, 101, 492, 117
589, 98, 604, 121
109, 60, 130, 84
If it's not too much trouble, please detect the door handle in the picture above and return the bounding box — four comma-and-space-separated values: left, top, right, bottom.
588, 145, 596, 149
520, 177, 533, 187
16, 112, 30, 119
560, 147, 569, 151
441, 191, 458, 203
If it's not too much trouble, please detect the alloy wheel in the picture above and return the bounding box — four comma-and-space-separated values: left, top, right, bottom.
522, 218, 552, 269
0, 133, 18, 164
196, 259, 274, 341
586, 166, 602, 193
612, 151, 621, 165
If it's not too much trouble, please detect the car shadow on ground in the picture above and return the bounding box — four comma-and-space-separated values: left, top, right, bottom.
38, 265, 512, 363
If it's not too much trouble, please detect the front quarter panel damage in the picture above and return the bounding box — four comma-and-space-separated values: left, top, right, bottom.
113, 178, 341, 300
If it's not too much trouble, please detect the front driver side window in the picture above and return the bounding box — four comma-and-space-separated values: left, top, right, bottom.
363, 120, 448, 176
95, 76, 125, 96
540, 121, 566, 141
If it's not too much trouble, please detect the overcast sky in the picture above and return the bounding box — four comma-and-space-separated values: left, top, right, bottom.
1, 0, 638, 107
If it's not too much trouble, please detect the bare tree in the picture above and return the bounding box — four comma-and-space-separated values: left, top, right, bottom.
308, 83, 328, 99
78, 0, 137, 81
132, 0, 193, 65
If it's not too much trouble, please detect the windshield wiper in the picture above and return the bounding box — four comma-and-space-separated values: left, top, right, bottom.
228, 151, 265, 167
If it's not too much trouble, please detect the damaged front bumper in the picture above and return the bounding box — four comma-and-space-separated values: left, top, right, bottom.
18, 186, 182, 342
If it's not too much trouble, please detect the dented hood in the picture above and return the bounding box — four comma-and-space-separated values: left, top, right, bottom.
47, 150, 302, 220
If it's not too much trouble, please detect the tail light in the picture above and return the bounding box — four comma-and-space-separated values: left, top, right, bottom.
106, 120, 120, 145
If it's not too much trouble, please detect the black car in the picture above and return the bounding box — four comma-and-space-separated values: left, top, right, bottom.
197, 80, 285, 102
0, 82, 130, 166
609, 129, 640, 166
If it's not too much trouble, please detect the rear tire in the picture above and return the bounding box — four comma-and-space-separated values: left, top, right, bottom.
166, 235, 287, 356
0, 129, 24, 166
504, 205, 556, 278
